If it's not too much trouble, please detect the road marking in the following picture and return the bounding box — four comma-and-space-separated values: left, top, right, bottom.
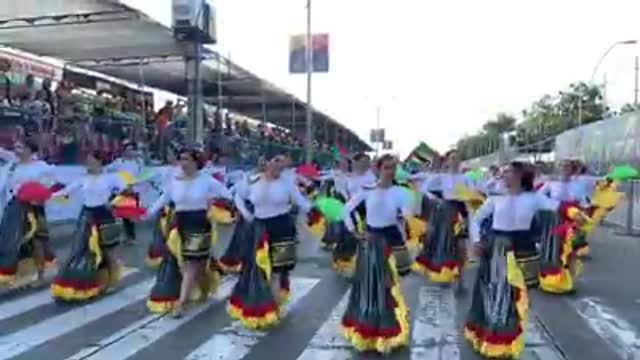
0, 268, 138, 323
0, 277, 153, 360
573, 297, 640, 360
296, 291, 352, 360
67, 279, 236, 360
185, 277, 320, 360
411, 285, 460, 360
520, 316, 566, 360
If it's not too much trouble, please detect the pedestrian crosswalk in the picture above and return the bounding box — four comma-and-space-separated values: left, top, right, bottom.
0, 268, 638, 360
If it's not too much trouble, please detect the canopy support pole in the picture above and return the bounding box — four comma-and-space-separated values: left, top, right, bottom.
186, 42, 203, 145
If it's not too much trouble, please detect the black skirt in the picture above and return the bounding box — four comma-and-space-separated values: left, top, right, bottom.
413, 199, 463, 283
257, 213, 297, 273
0, 199, 36, 284
218, 216, 254, 273
537, 210, 575, 293
146, 206, 173, 268
464, 230, 529, 359
175, 210, 212, 260
372, 225, 412, 276
51, 206, 121, 301
227, 217, 284, 329
331, 203, 365, 276
341, 226, 410, 354
0, 199, 56, 285
147, 209, 220, 313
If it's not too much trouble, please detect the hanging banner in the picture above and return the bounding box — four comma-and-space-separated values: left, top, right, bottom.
289, 33, 330, 73
370, 128, 385, 143
0, 49, 63, 83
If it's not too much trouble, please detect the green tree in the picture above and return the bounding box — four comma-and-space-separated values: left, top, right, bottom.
620, 103, 640, 114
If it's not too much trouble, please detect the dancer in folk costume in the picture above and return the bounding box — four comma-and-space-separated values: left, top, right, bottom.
317, 157, 350, 250
412, 149, 476, 291
537, 159, 591, 259
217, 159, 265, 274
50, 151, 128, 301
146, 146, 182, 268
340, 154, 411, 354
228, 153, 318, 329
465, 162, 561, 359
0, 140, 58, 287
105, 141, 144, 245
332, 153, 376, 276
145, 147, 232, 318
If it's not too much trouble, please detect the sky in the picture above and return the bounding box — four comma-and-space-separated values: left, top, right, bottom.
123, 0, 640, 157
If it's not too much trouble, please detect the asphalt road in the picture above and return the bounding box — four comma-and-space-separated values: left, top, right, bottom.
0, 220, 638, 360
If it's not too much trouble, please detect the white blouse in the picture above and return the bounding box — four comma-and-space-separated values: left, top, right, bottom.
236, 173, 312, 220
482, 176, 506, 195
537, 180, 588, 206
52, 173, 127, 207
105, 158, 144, 177
471, 192, 560, 243
0, 148, 56, 198
148, 173, 232, 215
346, 170, 377, 198
320, 169, 349, 198
343, 185, 413, 232
425, 173, 475, 200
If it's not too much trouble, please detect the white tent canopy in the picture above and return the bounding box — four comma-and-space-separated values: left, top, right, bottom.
0, 0, 371, 151
0, 0, 186, 62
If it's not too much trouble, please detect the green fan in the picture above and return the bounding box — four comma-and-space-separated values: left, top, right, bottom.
465, 169, 484, 181
395, 166, 410, 183
314, 197, 345, 222
607, 165, 639, 181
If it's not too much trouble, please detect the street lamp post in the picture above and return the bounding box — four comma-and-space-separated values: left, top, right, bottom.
590, 39, 638, 82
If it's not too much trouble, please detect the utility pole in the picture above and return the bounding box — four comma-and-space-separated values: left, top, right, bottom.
304, 0, 313, 164
635, 55, 639, 106
375, 106, 381, 158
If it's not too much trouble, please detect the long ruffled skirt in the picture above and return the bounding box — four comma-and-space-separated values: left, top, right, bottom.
146, 210, 220, 313
341, 227, 410, 354
0, 200, 54, 285
51, 206, 123, 301
537, 210, 577, 294
464, 232, 529, 359
227, 214, 296, 329
218, 217, 253, 274
413, 200, 465, 283
332, 209, 365, 277
146, 206, 173, 269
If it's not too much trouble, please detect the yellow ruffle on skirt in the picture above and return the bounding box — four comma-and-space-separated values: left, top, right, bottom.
342, 250, 410, 354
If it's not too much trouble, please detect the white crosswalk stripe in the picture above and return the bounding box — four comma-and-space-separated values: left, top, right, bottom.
0, 268, 138, 323
67, 279, 236, 360
0, 271, 637, 360
185, 277, 319, 360
411, 285, 460, 360
572, 297, 640, 360
0, 278, 153, 360
296, 292, 352, 360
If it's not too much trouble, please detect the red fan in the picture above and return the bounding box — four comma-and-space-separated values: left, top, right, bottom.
111, 195, 147, 220
296, 164, 320, 179
211, 198, 234, 211
559, 200, 580, 221
16, 182, 53, 203
307, 207, 323, 226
